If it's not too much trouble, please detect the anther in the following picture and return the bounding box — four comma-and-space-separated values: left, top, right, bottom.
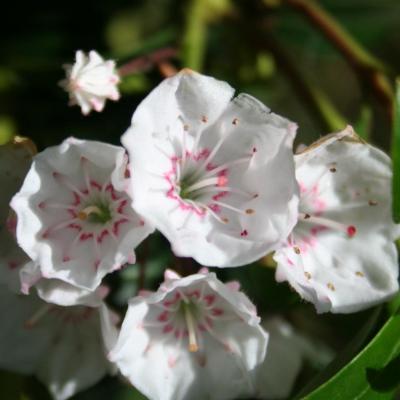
329, 167, 337, 173
327, 282, 335, 291
232, 118, 239, 125
294, 246, 301, 254
368, 200, 378, 206
304, 272, 311, 280
355, 271, 365, 277
201, 115, 208, 123
347, 225, 356, 237
245, 209, 255, 215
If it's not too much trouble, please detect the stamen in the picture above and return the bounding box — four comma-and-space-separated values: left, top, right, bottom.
184, 177, 225, 194
183, 303, 199, 353
300, 213, 356, 237
212, 200, 253, 216
25, 305, 51, 328
199, 157, 251, 181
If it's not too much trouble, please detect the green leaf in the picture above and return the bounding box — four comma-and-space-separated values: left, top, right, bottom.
392, 79, 400, 223
300, 309, 400, 399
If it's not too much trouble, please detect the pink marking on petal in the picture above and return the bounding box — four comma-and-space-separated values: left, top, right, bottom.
117, 199, 128, 214
188, 290, 200, 299
163, 324, 174, 334
90, 180, 102, 190
68, 223, 82, 231
80, 232, 93, 241
168, 355, 177, 368
211, 308, 224, 316
72, 192, 81, 206
209, 204, 221, 213
240, 229, 248, 237
112, 218, 128, 235
217, 175, 228, 187
97, 229, 109, 243
204, 294, 215, 306
157, 311, 169, 322
298, 181, 307, 194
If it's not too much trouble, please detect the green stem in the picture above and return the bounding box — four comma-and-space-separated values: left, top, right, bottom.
182, 0, 208, 71
285, 0, 394, 121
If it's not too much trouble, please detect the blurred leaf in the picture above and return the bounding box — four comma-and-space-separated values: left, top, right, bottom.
392, 79, 400, 223
354, 105, 372, 140
0, 67, 19, 91
0, 116, 16, 145
301, 308, 400, 399
182, 0, 208, 70
309, 86, 347, 132
119, 74, 151, 94
0, 370, 25, 400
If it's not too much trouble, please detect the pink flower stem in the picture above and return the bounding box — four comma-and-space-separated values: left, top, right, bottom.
118, 47, 179, 78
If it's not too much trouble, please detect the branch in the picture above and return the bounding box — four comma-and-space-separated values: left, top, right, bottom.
284, 0, 394, 120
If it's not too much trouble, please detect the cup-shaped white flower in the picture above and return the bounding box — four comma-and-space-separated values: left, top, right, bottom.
109, 268, 268, 400
20, 261, 108, 307
122, 70, 299, 267
11, 137, 153, 291
274, 126, 399, 313
0, 136, 36, 292
61, 50, 120, 115
0, 286, 119, 400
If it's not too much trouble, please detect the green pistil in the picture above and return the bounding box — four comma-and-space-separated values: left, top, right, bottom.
78, 202, 112, 224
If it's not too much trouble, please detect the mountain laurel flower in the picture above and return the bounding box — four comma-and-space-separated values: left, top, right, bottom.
61, 50, 120, 115
0, 287, 119, 400
0, 136, 36, 292
122, 70, 299, 267
19, 261, 109, 307
109, 268, 269, 400
274, 126, 400, 313
11, 138, 153, 291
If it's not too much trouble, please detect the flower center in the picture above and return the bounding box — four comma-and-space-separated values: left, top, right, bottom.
78, 201, 112, 224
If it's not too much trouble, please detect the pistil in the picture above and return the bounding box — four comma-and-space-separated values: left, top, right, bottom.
183, 303, 199, 352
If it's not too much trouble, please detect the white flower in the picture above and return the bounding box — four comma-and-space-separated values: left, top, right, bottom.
11, 137, 153, 291
274, 126, 399, 313
122, 70, 299, 267
0, 286, 119, 400
20, 261, 108, 307
0, 136, 36, 292
109, 268, 268, 400
61, 50, 120, 115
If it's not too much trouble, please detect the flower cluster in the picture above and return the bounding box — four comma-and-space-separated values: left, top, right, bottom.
1, 60, 398, 400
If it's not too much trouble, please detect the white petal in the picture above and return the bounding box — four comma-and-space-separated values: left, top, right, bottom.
123, 72, 298, 267
11, 138, 153, 291
110, 271, 268, 400
275, 126, 399, 313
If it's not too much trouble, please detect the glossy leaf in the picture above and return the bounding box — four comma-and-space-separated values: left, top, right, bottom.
301, 305, 400, 399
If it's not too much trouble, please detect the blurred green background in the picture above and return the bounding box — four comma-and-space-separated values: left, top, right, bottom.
1, 0, 400, 399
